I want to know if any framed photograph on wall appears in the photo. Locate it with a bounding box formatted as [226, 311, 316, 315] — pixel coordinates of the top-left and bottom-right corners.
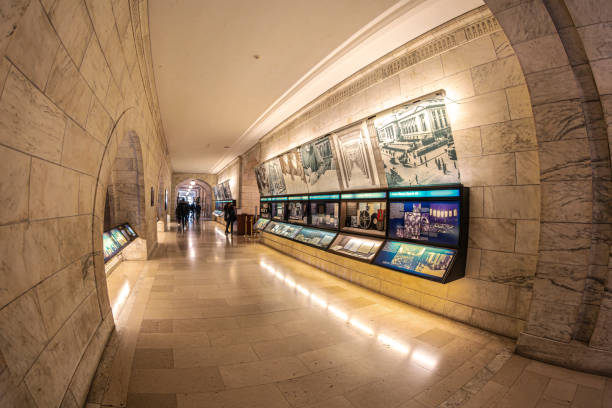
[267, 158, 287, 196]
[299, 135, 341, 193]
[255, 163, 271, 196]
[333, 121, 380, 190]
[370, 95, 459, 187]
[279, 148, 308, 194]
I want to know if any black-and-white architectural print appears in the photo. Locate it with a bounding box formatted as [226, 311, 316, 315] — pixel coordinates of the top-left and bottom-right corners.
[373, 96, 459, 187]
[255, 163, 271, 196]
[267, 158, 287, 195]
[279, 149, 308, 194]
[299, 135, 341, 193]
[335, 122, 380, 190]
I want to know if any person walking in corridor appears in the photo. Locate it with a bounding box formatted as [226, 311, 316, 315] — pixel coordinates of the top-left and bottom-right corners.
[225, 202, 236, 234]
[176, 199, 188, 230]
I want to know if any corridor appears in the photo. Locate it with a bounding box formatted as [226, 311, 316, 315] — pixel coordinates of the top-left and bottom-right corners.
[89, 222, 610, 408]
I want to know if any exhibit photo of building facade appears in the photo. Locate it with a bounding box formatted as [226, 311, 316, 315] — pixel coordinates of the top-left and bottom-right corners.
[0, 0, 610, 407]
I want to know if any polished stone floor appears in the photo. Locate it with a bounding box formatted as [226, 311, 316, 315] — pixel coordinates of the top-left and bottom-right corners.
[88, 221, 611, 408]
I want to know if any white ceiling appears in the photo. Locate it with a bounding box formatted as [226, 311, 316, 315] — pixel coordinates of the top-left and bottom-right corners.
[149, 0, 484, 174]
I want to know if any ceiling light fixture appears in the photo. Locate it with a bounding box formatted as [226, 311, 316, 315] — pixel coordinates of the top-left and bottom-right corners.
[253, 54, 260, 60]
[223, 146, 230, 149]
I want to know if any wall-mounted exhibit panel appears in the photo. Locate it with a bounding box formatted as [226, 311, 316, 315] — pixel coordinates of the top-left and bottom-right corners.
[214, 181, 233, 201]
[264, 221, 302, 240]
[259, 184, 468, 284]
[213, 199, 235, 218]
[294, 226, 337, 249]
[103, 223, 138, 262]
[374, 241, 456, 282]
[329, 233, 384, 262]
[255, 218, 271, 230]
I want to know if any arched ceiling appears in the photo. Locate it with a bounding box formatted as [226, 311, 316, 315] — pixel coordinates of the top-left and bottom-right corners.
[149, 0, 484, 174]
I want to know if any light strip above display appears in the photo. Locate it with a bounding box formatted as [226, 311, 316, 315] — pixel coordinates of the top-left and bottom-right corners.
[341, 192, 386, 200]
[309, 194, 340, 200]
[288, 195, 309, 201]
[389, 189, 460, 199]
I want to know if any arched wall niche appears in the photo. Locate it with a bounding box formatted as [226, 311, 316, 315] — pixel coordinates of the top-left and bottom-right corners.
[482, 0, 612, 375]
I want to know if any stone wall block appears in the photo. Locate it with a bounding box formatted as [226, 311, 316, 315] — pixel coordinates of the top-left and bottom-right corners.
[471, 55, 524, 94]
[441, 35, 497, 76]
[80, 36, 111, 103]
[590, 58, 612, 95]
[24, 219, 63, 282]
[0, 67, 66, 163]
[447, 90, 510, 131]
[398, 55, 444, 92]
[483, 185, 540, 219]
[35, 259, 95, 339]
[468, 218, 516, 252]
[532, 100, 588, 142]
[538, 139, 591, 181]
[0, 290, 48, 380]
[79, 173, 95, 215]
[589, 291, 612, 350]
[46, 45, 92, 126]
[48, 0, 93, 67]
[512, 34, 569, 74]
[480, 250, 537, 287]
[525, 299, 577, 341]
[465, 247, 482, 279]
[57, 214, 92, 265]
[470, 308, 523, 338]
[86, 97, 113, 145]
[453, 127, 482, 158]
[481, 117, 537, 154]
[533, 262, 588, 306]
[5, 0, 60, 89]
[491, 30, 514, 58]
[506, 84, 533, 119]
[495, 0, 557, 44]
[577, 22, 612, 62]
[448, 278, 509, 314]
[592, 180, 612, 224]
[538, 222, 591, 265]
[525, 66, 582, 106]
[565, 0, 612, 27]
[515, 219, 540, 254]
[62, 120, 105, 177]
[540, 180, 592, 223]
[459, 153, 516, 186]
[469, 186, 484, 218]
[0, 145, 30, 225]
[505, 286, 532, 319]
[572, 63, 600, 102]
[29, 158, 79, 220]
[429, 69, 476, 101]
[515, 150, 540, 185]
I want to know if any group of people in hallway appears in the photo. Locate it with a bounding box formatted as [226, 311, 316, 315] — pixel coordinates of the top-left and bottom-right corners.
[175, 199, 201, 230]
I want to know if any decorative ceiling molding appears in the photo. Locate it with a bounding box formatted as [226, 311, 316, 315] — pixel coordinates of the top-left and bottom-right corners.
[210, 0, 485, 173]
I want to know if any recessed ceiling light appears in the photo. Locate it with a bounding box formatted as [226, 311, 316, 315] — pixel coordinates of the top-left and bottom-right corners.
[224, 146, 230, 149]
[253, 54, 261, 60]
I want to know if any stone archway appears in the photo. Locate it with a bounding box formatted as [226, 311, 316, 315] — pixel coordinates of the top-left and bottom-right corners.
[174, 178, 214, 220]
[483, 0, 611, 373]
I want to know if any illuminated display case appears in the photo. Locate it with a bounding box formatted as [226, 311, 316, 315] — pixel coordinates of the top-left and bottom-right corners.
[254, 218, 270, 230]
[309, 194, 340, 230]
[286, 195, 309, 225]
[260, 201, 271, 219]
[294, 227, 337, 249]
[328, 233, 384, 261]
[266, 197, 287, 221]
[374, 241, 456, 281]
[103, 223, 138, 262]
[264, 221, 302, 240]
[340, 191, 387, 237]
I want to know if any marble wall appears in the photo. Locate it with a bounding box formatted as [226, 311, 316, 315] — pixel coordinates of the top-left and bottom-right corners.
[483, 0, 612, 374]
[217, 158, 241, 207]
[0, 0, 171, 406]
[243, 7, 541, 342]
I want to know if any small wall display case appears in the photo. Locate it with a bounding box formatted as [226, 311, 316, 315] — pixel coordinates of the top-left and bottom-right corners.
[103, 223, 138, 262]
[309, 194, 340, 230]
[294, 227, 337, 249]
[213, 199, 235, 217]
[328, 234, 384, 261]
[254, 218, 270, 230]
[340, 191, 387, 237]
[286, 195, 309, 225]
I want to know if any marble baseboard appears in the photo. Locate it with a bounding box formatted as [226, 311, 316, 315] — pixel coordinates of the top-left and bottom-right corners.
[516, 332, 612, 376]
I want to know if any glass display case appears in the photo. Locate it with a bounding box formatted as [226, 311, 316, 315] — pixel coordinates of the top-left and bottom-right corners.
[270, 200, 287, 221]
[294, 227, 337, 249]
[103, 223, 138, 262]
[287, 195, 309, 225]
[255, 218, 270, 230]
[264, 221, 302, 240]
[260, 201, 271, 219]
[309, 194, 340, 230]
[329, 233, 384, 261]
[373, 241, 456, 281]
[340, 192, 386, 237]
[388, 200, 459, 246]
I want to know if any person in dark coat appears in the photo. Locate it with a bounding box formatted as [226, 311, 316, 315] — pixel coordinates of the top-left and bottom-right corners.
[195, 203, 201, 223]
[176, 199, 188, 230]
[225, 202, 236, 234]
